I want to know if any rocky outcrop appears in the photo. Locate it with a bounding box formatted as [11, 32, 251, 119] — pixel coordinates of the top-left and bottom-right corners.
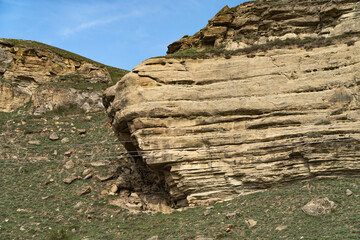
[0, 39, 118, 113]
[104, 32, 360, 206]
[168, 0, 360, 53]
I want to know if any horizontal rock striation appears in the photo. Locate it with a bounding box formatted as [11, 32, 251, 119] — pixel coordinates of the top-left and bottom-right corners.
[0, 39, 114, 113]
[168, 0, 360, 53]
[104, 40, 360, 206]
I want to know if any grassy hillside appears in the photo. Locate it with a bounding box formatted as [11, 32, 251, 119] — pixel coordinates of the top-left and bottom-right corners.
[0, 107, 359, 240]
[0, 38, 129, 84]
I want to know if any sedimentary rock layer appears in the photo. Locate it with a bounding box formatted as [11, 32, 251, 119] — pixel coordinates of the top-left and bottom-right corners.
[168, 0, 360, 53]
[104, 41, 360, 206]
[0, 41, 112, 113]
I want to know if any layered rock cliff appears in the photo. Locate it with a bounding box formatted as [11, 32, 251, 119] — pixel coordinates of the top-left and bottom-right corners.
[168, 0, 360, 54]
[0, 39, 127, 114]
[104, 0, 360, 207]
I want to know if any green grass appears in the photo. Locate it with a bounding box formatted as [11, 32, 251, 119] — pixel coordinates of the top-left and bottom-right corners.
[0, 38, 129, 84]
[0, 109, 359, 239]
[0, 77, 13, 86]
[165, 33, 360, 60]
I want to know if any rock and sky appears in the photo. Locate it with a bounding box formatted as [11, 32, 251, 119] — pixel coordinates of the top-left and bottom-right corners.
[0, 0, 245, 70]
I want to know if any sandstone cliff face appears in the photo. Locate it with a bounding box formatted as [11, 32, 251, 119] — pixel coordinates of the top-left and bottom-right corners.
[168, 0, 360, 53]
[104, 0, 360, 207]
[104, 41, 360, 206]
[0, 39, 114, 113]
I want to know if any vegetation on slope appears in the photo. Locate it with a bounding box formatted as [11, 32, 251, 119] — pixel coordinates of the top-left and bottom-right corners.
[165, 33, 360, 60]
[0, 38, 129, 84]
[0, 108, 359, 240]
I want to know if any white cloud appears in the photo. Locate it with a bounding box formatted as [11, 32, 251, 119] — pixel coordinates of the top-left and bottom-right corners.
[60, 8, 144, 37]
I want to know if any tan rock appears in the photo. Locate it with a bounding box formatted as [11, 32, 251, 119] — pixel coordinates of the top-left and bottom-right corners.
[275, 225, 288, 231]
[64, 151, 72, 157]
[77, 129, 86, 135]
[49, 132, 59, 141]
[101, 190, 109, 195]
[63, 175, 78, 184]
[147, 236, 159, 240]
[110, 185, 118, 193]
[90, 160, 111, 167]
[302, 198, 337, 216]
[0, 39, 116, 113]
[84, 173, 93, 179]
[82, 168, 92, 176]
[61, 137, 70, 143]
[245, 219, 257, 229]
[345, 189, 353, 196]
[96, 174, 115, 182]
[105, 41, 360, 206]
[64, 160, 74, 169]
[166, 0, 360, 53]
[77, 186, 91, 196]
[28, 140, 40, 145]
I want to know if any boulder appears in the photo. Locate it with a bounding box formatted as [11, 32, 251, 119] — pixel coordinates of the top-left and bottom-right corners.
[302, 198, 337, 216]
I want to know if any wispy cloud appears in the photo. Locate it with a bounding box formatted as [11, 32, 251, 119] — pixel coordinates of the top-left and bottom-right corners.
[60, 9, 144, 37]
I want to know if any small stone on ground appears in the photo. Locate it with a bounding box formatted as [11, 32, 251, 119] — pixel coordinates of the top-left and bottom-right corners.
[275, 225, 288, 231]
[346, 189, 353, 196]
[49, 132, 60, 141]
[147, 236, 159, 240]
[64, 160, 75, 169]
[245, 219, 257, 229]
[77, 186, 91, 196]
[63, 175, 78, 184]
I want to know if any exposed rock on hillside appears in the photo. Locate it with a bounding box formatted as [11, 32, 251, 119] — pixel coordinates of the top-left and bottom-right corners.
[168, 0, 360, 53]
[0, 39, 126, 113]
[104, 0, 360, 207]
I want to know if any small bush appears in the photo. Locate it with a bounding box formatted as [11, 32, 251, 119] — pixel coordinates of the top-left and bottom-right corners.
[346, 40, 356, 46]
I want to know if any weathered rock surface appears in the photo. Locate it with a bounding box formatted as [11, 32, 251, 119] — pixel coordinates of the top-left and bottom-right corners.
[0, 39, 117, 113]
[302, 197, 337, 216]
[168, 0, 360, 53]
[104, 39, 360, 206]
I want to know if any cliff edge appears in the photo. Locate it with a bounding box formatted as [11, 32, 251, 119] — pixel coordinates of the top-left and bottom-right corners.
[104, 0, 360, 208]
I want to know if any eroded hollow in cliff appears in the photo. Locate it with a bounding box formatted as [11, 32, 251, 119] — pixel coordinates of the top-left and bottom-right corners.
[109, 118, 178, 211]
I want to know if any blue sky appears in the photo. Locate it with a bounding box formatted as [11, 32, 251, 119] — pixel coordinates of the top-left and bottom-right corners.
[0, 0, 246, 70]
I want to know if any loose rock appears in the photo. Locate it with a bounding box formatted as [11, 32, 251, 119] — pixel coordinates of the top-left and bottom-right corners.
[90, 160, 111, 167]
[84, 173, 93, 179]
[64, 160, 75, 169]
[82, 168, 92, 176]
[203, 209, 211, 216]
[64, 151, 72, 157]
[76, 186, 91, 196]
[346, 189, 353, 196]
[147, 236, 159, 240]
[77, 129, 86, 135]
[44, 178, 54, 185]
[61, 137, 70, 143]
[225, 212, 240, 219]
[101, 190, 109, 195]
[110, 185, 118, 194]
[28, 140, 41, 145]
[49, 132, 59, 141]
[63, 175, 78, 184]
[275, 225, 288, 231]
[245, 219, 257, 229]
[302, 197, 337, 216]
[96, 174, 115, 182]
